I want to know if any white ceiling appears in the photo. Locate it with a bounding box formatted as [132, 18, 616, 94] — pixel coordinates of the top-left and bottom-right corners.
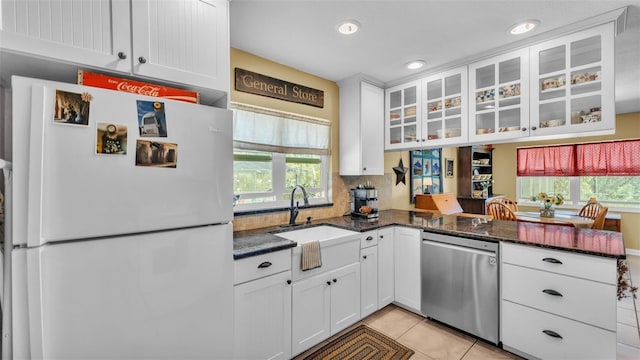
[230, 0, 640, 114]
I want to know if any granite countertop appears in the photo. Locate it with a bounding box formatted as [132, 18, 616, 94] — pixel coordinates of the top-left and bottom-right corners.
[233, 209, 625, 260]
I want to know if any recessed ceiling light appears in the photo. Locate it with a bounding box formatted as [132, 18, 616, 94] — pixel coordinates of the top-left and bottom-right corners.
[405, 60, 426, 70]
[337, 20, 360, 35]
[508, 20, 540, 35]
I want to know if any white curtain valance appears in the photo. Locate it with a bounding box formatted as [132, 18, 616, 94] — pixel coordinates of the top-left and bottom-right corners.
[231, 103, 331, 155]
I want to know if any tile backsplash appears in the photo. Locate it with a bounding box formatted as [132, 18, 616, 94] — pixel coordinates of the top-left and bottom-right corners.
[233, 172, 392, 231]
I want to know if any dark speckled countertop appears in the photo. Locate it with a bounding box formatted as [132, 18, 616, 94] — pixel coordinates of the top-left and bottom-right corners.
[233, 209, 625, 259]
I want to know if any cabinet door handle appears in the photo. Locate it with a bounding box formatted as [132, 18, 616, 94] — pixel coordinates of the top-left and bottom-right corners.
[366, 236, 374, 241]
[326, 281, 331, 286]
[286, 280, 292, 285]
[363, 167, 367, 171]
[138, 56, 147, 64]
[531, 126, 537, 131]
[542, 257, 563, 264]
[117, 52, 127, 60]
[521, 127, 527, 132]
[363, 255, 367, 260]
[542, 330, 563, 339]
[379, 235, 384, 239]
[333, 278, 337, 283]
[542, 289, 563, 297]
[257, 261, 272, 268]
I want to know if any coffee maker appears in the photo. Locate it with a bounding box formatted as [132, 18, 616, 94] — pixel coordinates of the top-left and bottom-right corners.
[350, 186, 379, 219]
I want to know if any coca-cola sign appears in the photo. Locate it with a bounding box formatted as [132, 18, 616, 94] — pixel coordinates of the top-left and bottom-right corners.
[78, 70, 199, 104]
[115, 82, 161, 97]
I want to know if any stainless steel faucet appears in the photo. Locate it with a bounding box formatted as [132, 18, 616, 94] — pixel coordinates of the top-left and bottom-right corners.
[289, 185, 309, 225]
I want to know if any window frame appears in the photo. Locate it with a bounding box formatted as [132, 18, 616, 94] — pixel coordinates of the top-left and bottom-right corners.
[233, 150, 331, 213]
[516, 175, 640, 213]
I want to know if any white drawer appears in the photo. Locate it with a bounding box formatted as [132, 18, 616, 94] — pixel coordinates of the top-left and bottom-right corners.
[502, 300, 616, 360]
[360, 230, 378, 249]
[501, 243, 616, 284]
[502, 263, 616, 330]
[234, 249, 291, 285]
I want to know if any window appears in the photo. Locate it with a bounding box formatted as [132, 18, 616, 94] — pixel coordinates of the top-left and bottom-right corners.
[517, 140, 640, 210]
[231, 103, 331, 211]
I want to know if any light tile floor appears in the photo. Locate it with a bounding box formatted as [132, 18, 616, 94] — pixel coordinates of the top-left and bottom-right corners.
[296, 255, 640, 360]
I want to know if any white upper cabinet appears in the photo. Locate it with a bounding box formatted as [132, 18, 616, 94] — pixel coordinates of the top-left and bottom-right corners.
[339, 77, 384, 175]
[385, 80, 421, 150]
[0, 0, 229, 93]
[130, 0, 229, 92]
[529, 23, 614, 137]
[468, 48, 530, 143]
[421, 66, 468, 146]
[0, 0, 131, 72]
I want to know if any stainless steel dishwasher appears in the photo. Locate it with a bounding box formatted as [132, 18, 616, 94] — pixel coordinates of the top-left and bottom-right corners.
[421, 231, 499, 345]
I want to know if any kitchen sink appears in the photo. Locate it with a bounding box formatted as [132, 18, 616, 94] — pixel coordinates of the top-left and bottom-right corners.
[274, 225, 357, 245]
[274, 225, 360, 281]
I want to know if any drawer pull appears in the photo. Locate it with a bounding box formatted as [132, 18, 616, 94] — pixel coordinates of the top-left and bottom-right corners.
[542, 257, 563, 264]
[542, 289, 563, 297]
[366, 236, 374, 241]
[326, 281, 331, 286]
[257, 261, 272, 269]
[542, 330, 563, 339]
[286, 280, 292, 285]
[380, 235, 384, 239]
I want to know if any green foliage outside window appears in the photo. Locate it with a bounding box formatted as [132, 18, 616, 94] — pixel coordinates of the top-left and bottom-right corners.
[519, 176, 640, 208]
[234, 152, 273, 194]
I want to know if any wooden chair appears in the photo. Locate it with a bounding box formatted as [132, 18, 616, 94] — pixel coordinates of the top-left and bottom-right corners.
[490, 196, 519, 212]
[578, 200, 608, 230]
[486, 201, 517, 221]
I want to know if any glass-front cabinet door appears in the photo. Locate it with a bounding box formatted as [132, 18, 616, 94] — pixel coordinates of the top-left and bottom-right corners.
[385, 80, 421, 150]
[530, 22, 614, 136]
[468, 48, 529, 143]
[421, 66, 468, 146]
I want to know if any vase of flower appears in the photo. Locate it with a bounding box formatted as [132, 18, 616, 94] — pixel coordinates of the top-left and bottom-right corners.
[540, 203, 555, 218]
[532, 192, 564, 218]
[480, 180, 492, 199]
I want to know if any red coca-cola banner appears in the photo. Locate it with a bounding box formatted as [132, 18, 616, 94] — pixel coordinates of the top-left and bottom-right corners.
[77, 70, 200, 104]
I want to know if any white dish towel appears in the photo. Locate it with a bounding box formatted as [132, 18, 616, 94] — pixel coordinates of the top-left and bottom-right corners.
[301, 240, 322, 271]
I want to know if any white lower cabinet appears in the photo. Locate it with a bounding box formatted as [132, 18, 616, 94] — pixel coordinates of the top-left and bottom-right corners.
[393, 227, 421, 311]
[233, 250, 292, 360]
[377, 227, 395, 308]
[234, 271, 292, 360]
[500, 242, 617, 359]
[292, 262, 361, 356]
[360, 245, 378, 318]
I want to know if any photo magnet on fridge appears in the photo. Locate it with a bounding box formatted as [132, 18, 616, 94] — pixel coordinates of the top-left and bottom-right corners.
[96, 123, 127, 155]
[136, 100, 167, 137]
[135, 140, 177, 168]
[53, 90, 91, 125]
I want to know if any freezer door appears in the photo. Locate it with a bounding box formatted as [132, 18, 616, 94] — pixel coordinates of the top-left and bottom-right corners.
[11, 224, 233, 360]
[12, 76, 232, 246]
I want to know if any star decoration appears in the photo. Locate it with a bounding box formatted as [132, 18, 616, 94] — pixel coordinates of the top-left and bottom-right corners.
[393, 158, 408, 185]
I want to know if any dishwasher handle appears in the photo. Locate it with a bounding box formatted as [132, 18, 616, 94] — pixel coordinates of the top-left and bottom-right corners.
[423, 239, 497, 258]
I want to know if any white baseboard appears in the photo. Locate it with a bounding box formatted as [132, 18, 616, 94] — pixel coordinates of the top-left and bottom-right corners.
[626, 249, 640, 257]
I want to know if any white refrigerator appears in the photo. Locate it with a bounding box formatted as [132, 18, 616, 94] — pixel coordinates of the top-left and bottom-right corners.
[3, 76, 234, 359]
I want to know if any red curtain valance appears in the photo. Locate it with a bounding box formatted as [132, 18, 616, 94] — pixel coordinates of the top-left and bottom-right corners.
[576, 139, 640, 176]
[517, 145, 576, 176]
[518, 139, 640, 177]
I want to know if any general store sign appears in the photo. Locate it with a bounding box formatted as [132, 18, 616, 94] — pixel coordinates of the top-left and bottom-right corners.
[234, 68, 324, 108]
